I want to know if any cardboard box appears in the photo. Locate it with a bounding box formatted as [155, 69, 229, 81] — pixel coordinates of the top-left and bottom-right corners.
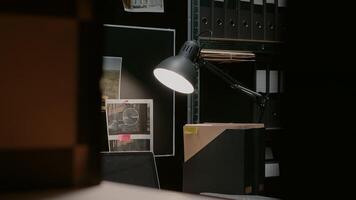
[183, 123, 265, 195]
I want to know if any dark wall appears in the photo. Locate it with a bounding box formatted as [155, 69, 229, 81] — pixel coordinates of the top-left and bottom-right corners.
[101, 0, 188, 191]
[199, 62, 256, 123]
[283, 1, 355, 199]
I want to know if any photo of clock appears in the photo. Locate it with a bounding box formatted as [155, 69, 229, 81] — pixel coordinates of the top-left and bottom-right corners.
[123, 107, 139, 126]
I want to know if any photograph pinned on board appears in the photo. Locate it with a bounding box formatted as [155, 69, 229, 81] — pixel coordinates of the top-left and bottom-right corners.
[122, 0, 164, 13]
[105, 99, 153, 152]
[100, 56, 122, 111]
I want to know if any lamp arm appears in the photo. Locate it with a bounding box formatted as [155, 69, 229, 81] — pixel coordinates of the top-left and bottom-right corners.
[199, 59, 264, 100]
[198, 59, 268, 123]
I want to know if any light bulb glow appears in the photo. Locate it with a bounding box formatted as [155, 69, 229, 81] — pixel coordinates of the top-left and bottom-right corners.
[153, 68, 194, 94]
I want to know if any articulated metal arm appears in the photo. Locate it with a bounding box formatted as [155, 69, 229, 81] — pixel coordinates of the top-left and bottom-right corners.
[198, 58, 268, 122]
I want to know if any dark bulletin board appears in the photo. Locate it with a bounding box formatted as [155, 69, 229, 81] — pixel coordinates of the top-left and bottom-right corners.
[103, 24, 175, 156]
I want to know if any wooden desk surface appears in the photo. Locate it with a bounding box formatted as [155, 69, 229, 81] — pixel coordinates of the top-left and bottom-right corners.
[0, 181, 221, 200]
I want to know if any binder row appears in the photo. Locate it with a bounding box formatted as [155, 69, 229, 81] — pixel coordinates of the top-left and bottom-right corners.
[199, 0, 287, 41]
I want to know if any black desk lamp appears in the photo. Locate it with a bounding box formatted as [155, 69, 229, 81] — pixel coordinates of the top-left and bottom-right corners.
[153, 40, 268, 122]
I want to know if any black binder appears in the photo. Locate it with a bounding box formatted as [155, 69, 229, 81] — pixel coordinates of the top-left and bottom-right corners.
[239, 0, 252, 39]
[224, 0, 238, 39]
[265, 0, 276, 41]
[212, 0, 225, 38]
[101, 152, 160, 189]
[200, 0, 213, 37]
[262, 68, 282, 128]
[276, 0, 287, 41]
[252, 0, 264, 40]
[251, 128, 266, 194]
[265, 93, 282, 128]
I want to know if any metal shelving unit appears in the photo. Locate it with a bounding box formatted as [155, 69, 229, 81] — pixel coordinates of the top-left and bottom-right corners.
[187, 1, 286, 197]
[187, 0, 285, 124]
[187, 0, 201, 123]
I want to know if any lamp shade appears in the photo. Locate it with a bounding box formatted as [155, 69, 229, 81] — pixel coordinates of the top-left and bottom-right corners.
[153, 40, 200, 94]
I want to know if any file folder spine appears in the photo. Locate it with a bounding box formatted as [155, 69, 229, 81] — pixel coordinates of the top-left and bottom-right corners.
[212, 0, 225, 38]
[252, 0, 264, 40]
[265, 0, 276, 41]
[224, 0, 238, 39]
[276, 0, 287, 41]
[238, 0, 252, 39]
[200, 0, 213, 37]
